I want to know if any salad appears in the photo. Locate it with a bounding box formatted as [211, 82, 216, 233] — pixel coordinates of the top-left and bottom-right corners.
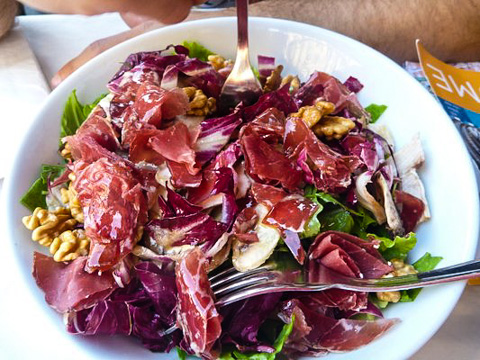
[20, 42, 442, 359]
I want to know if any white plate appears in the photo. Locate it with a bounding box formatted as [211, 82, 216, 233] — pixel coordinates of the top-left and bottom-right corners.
[1, 17, 478, 360]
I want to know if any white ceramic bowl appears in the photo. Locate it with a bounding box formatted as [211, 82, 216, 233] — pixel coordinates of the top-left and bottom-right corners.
[1, 17, 478, 360]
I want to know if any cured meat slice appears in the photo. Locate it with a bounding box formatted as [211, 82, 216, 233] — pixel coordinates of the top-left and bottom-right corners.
[175, 248, 222, 359]
[33, 253, 116, 313]
[279, 299, 398, 355]
[65, 114, 120, 163]
[242, 132, 303, 190]
[263, 194, 319, 233]
[133, 83, 189, 127]
[72, 159, 147, 271]
[284, 117, 361, 193]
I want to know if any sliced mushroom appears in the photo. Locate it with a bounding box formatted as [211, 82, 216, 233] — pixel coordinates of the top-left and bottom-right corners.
[394, 134, 425, 176]
[400, 169, 431, 222]
[232, 204, 281, 272]
[376, 173, 404, 235]
[355, 171, 386, 224]
[394, 134, 430, 222]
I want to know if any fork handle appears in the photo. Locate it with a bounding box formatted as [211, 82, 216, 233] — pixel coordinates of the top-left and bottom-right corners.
[416, 259, 480, 284]
[236, 0, 249, 51]
[330, 259, 480, 292]
[215, 260, 480, 306]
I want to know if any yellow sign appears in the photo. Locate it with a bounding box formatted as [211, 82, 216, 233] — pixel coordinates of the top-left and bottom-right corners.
[417, 41, 480, 126]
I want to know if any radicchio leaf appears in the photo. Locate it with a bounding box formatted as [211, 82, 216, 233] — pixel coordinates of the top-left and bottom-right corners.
[195, 112, 242, 165]
[221, 293, 282, 353]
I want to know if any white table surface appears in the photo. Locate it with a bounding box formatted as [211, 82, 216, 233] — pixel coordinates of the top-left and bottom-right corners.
[0, 12, 479, 360]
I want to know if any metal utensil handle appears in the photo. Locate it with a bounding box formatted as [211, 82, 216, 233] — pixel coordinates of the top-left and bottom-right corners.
[417, 259, 480, 284]
[236, 0, 249, 51]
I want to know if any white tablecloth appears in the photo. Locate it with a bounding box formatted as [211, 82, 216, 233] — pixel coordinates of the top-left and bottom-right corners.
[0, 12, 479, 360]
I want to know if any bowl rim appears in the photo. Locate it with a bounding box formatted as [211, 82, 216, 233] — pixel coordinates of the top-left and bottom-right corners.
[1, 16, 479, 360]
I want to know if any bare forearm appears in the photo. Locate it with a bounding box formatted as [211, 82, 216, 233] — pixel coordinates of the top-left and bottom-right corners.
[204, 0, 480, 62]
[247, 0, 480, 62]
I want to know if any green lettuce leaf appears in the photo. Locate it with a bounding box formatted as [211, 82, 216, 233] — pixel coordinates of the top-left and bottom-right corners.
[365, 103, 388, 123]
[304, 185, 377, 238]
[412, 252, 443, 272]
[220, 317, 294, 360]
[176, 347, 188, 360]
[20, 164, 66, 211]
[319, 208, 354, 233]
[182, 41, 214, 61]
[300, 199, 323, 238]
[400, 252, 443, 302]
[372, 232, 417, 261]
[60, 90, 105, 139]
[351, 206, 377, 239]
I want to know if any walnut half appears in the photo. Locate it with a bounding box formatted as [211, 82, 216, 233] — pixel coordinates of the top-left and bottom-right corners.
[312, 115, 356, 140]
[22, 207, 77, 246]
[183, 87, 216, 116]
[290, 101, 336, 128]
[280, 74, 300, 92]
[50, 229, 90, 262]
[208, 54, 232, 71]
[263, 65, 284, 93]
[60, 183, 84, 223]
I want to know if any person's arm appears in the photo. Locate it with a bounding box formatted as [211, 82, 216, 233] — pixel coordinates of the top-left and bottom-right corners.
[0, 0, 18, 39]
[246, 0, 480, 62]
[19, 0, 206, 24]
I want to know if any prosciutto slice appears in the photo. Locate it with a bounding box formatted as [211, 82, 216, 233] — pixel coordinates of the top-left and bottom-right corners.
[133, 83, 189, 127]
[241, 132, 303, 190]
[306, 231, 392, 312]
[167, 161, 203, 188]
[72, 158, 147, 272]
[175, 248, 222, 359]
[149, 122, 198, 172]
[394, 190, 426, 233]
[65, 113, 120, 163]
[33, 253, 116, 313]
[263, 194, 319, 233]
[251, 183, 287, 209]
[232, 207, 259, 243]
[243, 107, 286, 145]
[308, 231, 392, 280]
[279, 298, 398, 355]
[294, 71, 368, 119]
[129, 122, 199, 176]
[284, 117, 361, 194]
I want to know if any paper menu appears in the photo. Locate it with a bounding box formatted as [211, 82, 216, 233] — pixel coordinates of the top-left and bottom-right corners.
[416, 41, 480, 126]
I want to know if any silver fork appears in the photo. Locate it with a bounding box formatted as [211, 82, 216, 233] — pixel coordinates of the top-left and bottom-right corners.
[212, 259, 480, 306]
[218, 0, 262, 112]
[162, 259, 480, 335]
